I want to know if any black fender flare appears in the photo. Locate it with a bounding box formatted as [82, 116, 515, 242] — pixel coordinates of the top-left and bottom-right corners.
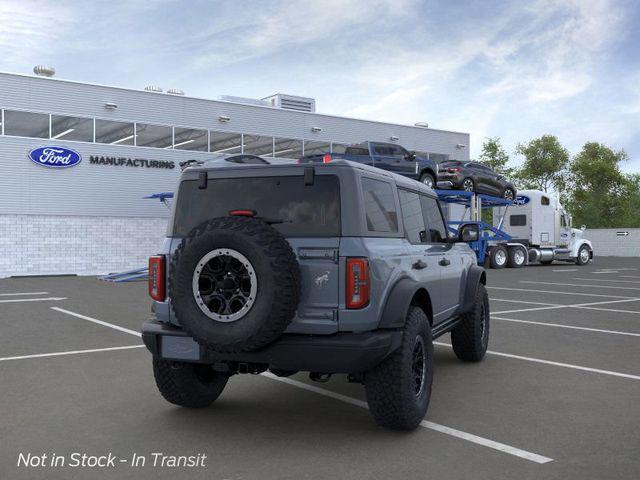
[460, 265, 486, 314]
[378, 278, 428, 329]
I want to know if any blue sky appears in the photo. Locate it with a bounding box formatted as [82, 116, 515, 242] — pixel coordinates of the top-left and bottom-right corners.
[1, 0, 639, 171]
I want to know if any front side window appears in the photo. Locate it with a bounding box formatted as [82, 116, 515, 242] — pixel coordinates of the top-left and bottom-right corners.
[95, 119, 134, 145]
[4, 110, 49, 138]
[173, 175, 340, 237]
[399, 189, 426, 243]
[420, 195, 448, 242]
[362, 178, 398, 233]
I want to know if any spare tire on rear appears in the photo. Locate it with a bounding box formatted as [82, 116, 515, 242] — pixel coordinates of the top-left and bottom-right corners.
[169, 216, 301, 353]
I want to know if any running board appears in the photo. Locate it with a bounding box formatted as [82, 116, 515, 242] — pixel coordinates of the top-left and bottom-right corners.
[432, 316, 462, 339]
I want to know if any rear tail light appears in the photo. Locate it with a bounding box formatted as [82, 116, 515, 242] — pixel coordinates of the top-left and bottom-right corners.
[322, 153, 332, 163]
[346, 258, 370, 309]
[448, 167, 461, 173]
[149, 255, 166, 301]
[229, 209, 256, 217]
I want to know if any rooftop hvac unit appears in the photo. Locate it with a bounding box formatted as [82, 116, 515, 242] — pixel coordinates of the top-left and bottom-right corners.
[144, 85, 163, 93]
[33, 65, 55, 77]
[167, 88, 185, 96]
[262, 94, 316, 113]
[219, 95, 270, 107]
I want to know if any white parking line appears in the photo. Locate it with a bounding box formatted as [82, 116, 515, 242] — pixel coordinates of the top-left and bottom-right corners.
[492, 297, 640, 315]
[573, 278, 640, 284]
[0, 345, 145, 362]
[489, 286, 637, 299]
[520, 281, 640, 291]
[434, 342, 640, 381]
[493, 316, 640, 337]
[0, 292, 49, 296]
[261, 372, 553, 464]
[492, 305, 567, 315]
[621, 275, 640, 279]
[51, 307, 142, 337]
[552, 269, 578, 272]
[0, 297, 67, 304]
[492, 298, 563, 306]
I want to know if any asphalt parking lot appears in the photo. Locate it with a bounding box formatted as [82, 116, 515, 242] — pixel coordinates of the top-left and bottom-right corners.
[1, 257, 639, 480]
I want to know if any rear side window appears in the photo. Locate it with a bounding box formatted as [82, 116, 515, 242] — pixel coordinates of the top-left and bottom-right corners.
[173, 175, 340, 237]
[399, 189, 426, 244]
[420, 196, 448, 243]
[510, 214, 527, 226]
[345, 146, 370, 156]
[541, 196, 550, 206]
[362, 178, 398, 233]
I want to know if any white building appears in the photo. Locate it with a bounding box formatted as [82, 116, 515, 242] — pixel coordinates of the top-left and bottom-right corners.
[0, 70, 470, 277]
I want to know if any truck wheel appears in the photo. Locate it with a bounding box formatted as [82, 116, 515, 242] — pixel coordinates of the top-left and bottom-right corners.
[451, 284, 489, 362]
[364, 307, 433, 430]
[489, 245, 507, 269]
[170, 216, 301, 353]
[507, 246, 526, 268]
[576, 245, 591, 265]
[419, 173, 435, 189]
[153, 358, 229, 408]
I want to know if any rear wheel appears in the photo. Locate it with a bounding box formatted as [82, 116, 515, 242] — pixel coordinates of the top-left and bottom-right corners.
[364, 307, 433, 430]
[502, 188, 515, 201]
[419, 172, 435, 189]
[451, 284, 489, 362]
[507, 246, 526, 268]
[462, 178, 475, 192]
[489, 245, 508, 269]
[153, 359, 229, 408]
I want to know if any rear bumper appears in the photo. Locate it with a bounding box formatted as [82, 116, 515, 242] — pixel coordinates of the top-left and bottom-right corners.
[141, 320, 402, 373]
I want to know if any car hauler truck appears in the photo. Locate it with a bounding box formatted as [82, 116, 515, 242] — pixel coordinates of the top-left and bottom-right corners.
[439, 189, 593, 268]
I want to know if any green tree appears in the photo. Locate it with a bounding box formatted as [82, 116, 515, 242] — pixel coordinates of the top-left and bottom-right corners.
[566, 142, 633, 228]
[478, 137, 514, 177]
[515, 135, 569, 192]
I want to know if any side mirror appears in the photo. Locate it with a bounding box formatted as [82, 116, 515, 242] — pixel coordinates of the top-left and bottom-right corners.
[404, 151, 416, 161]
[458, 223, 480, 242]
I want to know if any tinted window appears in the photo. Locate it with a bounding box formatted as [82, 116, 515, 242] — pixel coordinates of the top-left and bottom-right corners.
[362, 178, 398, 233]
[51, 115, 93, 142]
[273, 138, 303, 158]
[136, 123, 172, 148]
[510, 214, 527, 226]
[4, 110, 49, 138]
[243, 135, 273, 156]
[95, 119, 134, 145]
[211, 131, 242, 154]
[345, 146, 370, 156]
[304, 140, 331, 156]
[174, 127, 208, 151]
[541, 196, 550, 206]
[399, 190, 426, 243]
[420, 195, 448, 242]
[173, 176, 340, 237]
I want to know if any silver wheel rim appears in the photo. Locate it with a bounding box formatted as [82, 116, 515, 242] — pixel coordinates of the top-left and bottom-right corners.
[580, 248, 589, 263]
[192, 248, 257, 322]
[514, 249, 525, 265]
[463, 179, 474, 191]
[504, 189, 514, 200]
[422, 176, 434, 188]
[412, 337, 427, 397]
[495, 249, 507, 265]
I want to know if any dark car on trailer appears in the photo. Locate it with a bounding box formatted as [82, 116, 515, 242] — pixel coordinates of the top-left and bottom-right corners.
[437, 160, 517, 199]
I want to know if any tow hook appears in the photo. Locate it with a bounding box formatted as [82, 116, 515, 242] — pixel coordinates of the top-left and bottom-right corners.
[309, 372, 331, 383]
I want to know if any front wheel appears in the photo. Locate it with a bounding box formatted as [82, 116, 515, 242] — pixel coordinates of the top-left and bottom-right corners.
[576, 245, 591, 265]
[153, 359, 229, 408]
[451, 284, 489, 362]
[419, 172, 435, 189]
[364, 307, 433, 430]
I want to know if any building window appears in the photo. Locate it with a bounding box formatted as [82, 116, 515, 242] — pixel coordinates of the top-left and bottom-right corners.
[173, 127, 208, 151]
[95, 119, 135, 145]
[210, 131, 242, 154]
[135, 123, 172, 149]
[331, 143, 348, 154]
[428, 153, 450, 163]
[273, 137, 303, 158]
[303, 140, 331, 156]
[243, 135, 274, 156]
[361, 177, 398, 233]
[51, 115, 93, 142]
[3, 110, 49, 138]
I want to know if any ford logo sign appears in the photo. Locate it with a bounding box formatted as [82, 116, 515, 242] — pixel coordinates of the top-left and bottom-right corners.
[514, 195, 530, 206]
[28, 146, 82, 168]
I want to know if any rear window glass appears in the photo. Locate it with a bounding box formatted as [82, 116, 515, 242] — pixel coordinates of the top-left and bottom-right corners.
[362, 178, 398, 233]
[173, 175, 340, 237]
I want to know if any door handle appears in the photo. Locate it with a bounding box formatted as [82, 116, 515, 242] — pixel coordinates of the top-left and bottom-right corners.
[412, 260, 427, 270]
[439, 258, 451, 267]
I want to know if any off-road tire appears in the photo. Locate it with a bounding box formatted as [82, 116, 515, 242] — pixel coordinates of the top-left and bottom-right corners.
[576, 245, 591, 266]
[364, 307, 433, 431]
[451, 284, 489, 362]
[153, 358, 229, 408]
[419, 172, 435, 189]
[507, 246, 526, 268]
[170, 216, 301, 353]
[489, 245, 508, 269]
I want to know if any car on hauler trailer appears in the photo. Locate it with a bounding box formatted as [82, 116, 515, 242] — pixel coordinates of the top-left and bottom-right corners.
[142, 158, 489, 430]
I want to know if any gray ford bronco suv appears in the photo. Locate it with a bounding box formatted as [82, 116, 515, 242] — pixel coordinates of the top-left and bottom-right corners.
[142, 159, 489, 430]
